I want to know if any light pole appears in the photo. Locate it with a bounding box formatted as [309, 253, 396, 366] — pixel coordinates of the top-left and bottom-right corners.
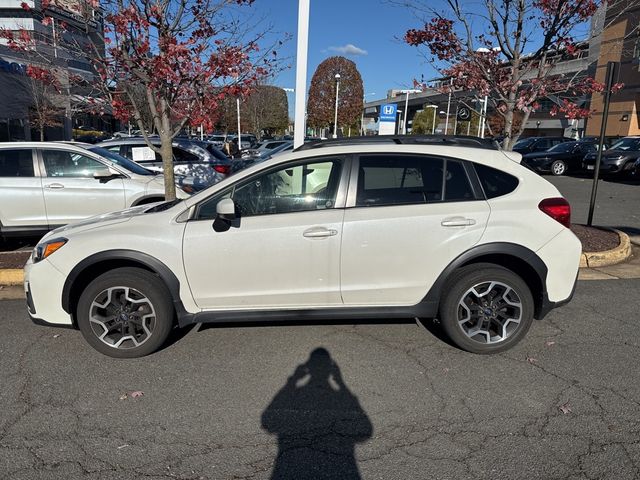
[402, 91, 410, 134]
[426, 104, 438, 135]
[293, 0, 310, 149]
[236, 97, 241, 151]
[333, 73, 341, 139]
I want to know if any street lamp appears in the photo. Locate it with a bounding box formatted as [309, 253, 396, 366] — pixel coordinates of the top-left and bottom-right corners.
[333, 73, 341, 139]
[426, 104, 438, 135]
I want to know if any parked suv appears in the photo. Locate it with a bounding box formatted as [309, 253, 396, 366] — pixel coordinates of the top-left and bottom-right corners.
[24, 136, 581, 358]
[97, 137, 228, 188]
[512, 136, 572, 155]
[583, 136, 640, 178]
[0, 142, 189, 239]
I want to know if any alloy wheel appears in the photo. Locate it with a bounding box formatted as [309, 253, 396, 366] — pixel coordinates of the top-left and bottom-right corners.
[89, 286, 156, 349]
[457, 281, 523, 344]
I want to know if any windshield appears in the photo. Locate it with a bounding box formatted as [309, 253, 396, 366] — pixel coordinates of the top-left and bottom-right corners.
[88, 146, 154, 176]
[609, 138, 640, 151]
[514, 138, 535, 148]
[548, 142, 577, 153]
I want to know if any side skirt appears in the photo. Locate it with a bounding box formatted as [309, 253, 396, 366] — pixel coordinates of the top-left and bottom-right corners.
[175, 301, 439, 328]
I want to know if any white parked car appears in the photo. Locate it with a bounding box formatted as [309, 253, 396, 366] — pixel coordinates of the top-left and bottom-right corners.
[0, 142, 189, 239]
[24, 136, 582, 358]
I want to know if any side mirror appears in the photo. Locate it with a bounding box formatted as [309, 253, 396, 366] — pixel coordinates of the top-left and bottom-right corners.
[216, 197, 236, 221]
[93, 168, 120, 183]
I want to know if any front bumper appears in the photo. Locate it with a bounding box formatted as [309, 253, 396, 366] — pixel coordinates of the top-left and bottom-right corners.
[24, 258, 74, 327]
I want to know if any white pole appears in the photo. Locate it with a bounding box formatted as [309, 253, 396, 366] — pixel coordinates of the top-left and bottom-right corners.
[431, 108, 436, 135]
[294, 0, 310, 149]
[236, 97, 241, 150]
[52, 18, 58, 58]
[453, 105, 458, 135]
[479, 95, 488, 139]
[402, 91, 410, 134]
[200, 123, 204, 141]
[333, 74, 340, 138]
[444, 78, 453, 134]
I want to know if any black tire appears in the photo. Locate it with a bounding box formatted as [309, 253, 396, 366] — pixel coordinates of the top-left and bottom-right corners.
[550, 160, 567, 176]
[438, 263, 534, 354]
[76, 267, 174, 358]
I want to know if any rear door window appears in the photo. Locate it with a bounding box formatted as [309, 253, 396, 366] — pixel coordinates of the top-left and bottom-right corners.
[356, 155, 475, 207]
[474, 163, 519, 199]
[0, 149, 35, 177]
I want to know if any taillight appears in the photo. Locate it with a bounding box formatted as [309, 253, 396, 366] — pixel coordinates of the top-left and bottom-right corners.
[538, 197, 571, 228]
[213, 164, 231, 175]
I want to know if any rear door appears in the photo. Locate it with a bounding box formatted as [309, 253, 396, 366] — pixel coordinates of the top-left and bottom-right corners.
[340, 153, 490, 306]
[39, 148, 126, 226]
[0, 148, 47, 229]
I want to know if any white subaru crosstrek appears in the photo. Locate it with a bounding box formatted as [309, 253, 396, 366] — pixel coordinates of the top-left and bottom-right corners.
[24, 136, 582, 358]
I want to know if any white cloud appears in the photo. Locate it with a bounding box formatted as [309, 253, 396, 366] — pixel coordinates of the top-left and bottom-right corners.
[327, 44, 368, 56]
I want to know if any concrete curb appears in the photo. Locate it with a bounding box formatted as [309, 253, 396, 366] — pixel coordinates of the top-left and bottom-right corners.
[0, 269, 23, 286]
[578, 229, 632, 268]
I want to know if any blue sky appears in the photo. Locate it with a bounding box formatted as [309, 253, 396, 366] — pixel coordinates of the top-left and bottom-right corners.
[251, 0, 440, 114]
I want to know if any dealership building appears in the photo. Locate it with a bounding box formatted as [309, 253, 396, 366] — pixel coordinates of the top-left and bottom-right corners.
[0, 0, 109, 141]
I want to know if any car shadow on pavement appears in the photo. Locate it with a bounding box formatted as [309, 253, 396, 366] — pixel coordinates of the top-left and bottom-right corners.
[261, 348, 373, 480]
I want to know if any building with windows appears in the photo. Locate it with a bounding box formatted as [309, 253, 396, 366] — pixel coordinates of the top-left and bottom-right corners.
[0, 0, 109, 141]
[585, 0, 640, 137]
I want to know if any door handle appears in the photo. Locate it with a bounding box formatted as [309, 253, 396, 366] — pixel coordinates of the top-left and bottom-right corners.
[44, 183, 65, 189]
[441, 217, 476, 227]
[303, 227, 338, 238]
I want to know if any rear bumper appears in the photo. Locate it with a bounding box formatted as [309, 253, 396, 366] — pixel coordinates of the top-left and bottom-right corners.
[537, 271, 578, 319]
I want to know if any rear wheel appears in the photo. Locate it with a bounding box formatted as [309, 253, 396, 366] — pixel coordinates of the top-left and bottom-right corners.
[550, 160, 567, 176]
[77, 268, 174, 358]
[439, 263, 534, 354]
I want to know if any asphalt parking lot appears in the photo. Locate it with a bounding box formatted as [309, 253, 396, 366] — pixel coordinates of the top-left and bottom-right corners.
[1, 172, 639, 479]
[1, 277, 640, 480]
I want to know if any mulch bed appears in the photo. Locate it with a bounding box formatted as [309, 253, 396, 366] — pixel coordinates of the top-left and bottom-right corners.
[0, 251, 32, 269]
[571, 224, 620, 252]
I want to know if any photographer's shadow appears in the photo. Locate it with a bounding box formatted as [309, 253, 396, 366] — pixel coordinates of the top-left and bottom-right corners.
[261, 348, 373, 480]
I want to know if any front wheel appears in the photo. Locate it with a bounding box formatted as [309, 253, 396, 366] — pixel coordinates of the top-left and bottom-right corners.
[550, 160, 567, 176]
[77, 267, 174, 358]
[438, 263, 534, 354]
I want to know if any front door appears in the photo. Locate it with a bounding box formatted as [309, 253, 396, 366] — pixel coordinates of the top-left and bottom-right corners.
[39, 148, 126, 226]
[340, 153, 490, 306]
[183, 157, 347, 310]
[0, 148, 46, 228]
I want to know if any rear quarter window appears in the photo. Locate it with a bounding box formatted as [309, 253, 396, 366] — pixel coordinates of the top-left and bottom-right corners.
[474, 163, 519, 199]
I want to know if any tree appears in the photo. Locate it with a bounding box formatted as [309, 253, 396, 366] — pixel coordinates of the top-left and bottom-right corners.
[401, 0, 625, 150]
[410, 107, 437, 134]
[3, 0, 280, 200]
[242, 85, 289, 137]
[307, 56, 364, 133]
[25, 66, 65, 141]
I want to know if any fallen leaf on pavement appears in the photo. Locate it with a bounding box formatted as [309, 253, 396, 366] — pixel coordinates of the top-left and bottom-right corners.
[527, 357, 537, 364]
[545, 341, 556, 347]
[119, 393, 128, 401]
[559, 402, 572, 414]
[117, 444, 129, 449]
[130, 391, 144, 398]
[53, 334, 61, 339]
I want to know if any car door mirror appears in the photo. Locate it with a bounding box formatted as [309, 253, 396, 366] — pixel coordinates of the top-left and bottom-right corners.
[213, 197, 237, 232]
[93, 168, 121, 183]
[216, 197, 236, 220]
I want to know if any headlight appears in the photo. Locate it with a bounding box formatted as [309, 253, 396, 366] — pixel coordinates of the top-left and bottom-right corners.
[32, 238, 68, 263]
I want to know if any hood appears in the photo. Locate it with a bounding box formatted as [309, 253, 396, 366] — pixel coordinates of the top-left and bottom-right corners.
[585, 149, 633, 160]
[41, 205, 154, 241]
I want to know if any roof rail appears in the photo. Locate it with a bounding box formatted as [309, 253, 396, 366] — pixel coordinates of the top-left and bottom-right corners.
[294, 135, 500, 152]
